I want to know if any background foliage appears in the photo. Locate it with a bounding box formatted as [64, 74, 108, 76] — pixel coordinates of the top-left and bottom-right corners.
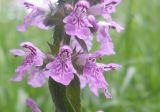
[0, 0, 160, 112]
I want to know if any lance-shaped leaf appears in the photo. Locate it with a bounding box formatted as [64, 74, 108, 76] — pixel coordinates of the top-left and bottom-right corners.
[49, 75, 80, 112]
[75, 37, 88, 53]
[66, 75, 80, 112]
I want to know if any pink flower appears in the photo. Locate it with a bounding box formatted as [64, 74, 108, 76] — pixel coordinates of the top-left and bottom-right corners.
[63, 0, 92, 40]
[82, 56, 121, 99]
[45, 46, 76, 85]
[89, 0, 121, 20]
[94, 21, 123, 57]
[17, 0, 58, 32]
[10, 42, 47, 87]
[96, 21, 115, 56]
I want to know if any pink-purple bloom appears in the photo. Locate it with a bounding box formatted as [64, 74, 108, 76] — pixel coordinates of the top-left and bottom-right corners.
[82, 56, 121, 99]
[101, 0, 121, 20]
[17, 0, 58, 32]
[10, 42, 46, 87]
[96, 21, 115, 56]
[63, 0, 92, 40]
[45, 46, 76, 85]
[89, 0, 121, 20]
[95, 21, 123, 56]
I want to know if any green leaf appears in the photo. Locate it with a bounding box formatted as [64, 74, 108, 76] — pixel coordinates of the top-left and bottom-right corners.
[75, 37, 88, 53]
[48, 75, 81, 112]
[66, 75, 81, 112]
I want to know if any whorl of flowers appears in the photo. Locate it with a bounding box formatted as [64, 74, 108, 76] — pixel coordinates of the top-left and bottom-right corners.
[11, 0, 123, 111]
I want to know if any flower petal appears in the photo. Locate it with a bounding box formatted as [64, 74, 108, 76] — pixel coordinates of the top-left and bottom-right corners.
[10, 49, 25, 56]
[104, 63, 122, 71]
[79, 75, 88, 89]
[96, 21, 115, 56]
[21, 42, 45, 66]
[46, 69, 74, 86]
[17, 24, 27, 32]
[76, 27, 91, 40]
[28, 69, 46, 87]
[12, 65, 31, 81]
[110, 21, 124, 32]
[17, 4, 48, 32]
[63, 15, 72, 23]
[64, 24, 76, 36]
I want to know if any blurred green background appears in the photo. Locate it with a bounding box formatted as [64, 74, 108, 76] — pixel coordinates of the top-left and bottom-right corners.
[0, 0, 160, 112]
